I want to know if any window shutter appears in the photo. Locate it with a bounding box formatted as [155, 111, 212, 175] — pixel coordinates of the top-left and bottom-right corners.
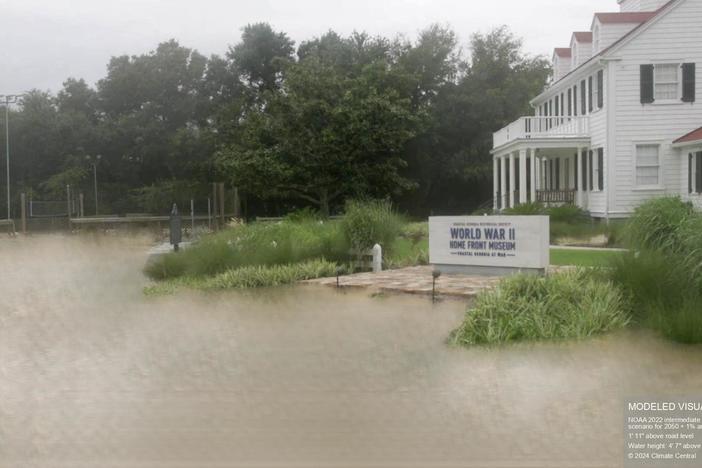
[640, 64, 655, 104]
[588, 151, 594, 191]
[687, 153, 695, 193]
[697, 152, 702, 194]
[555, 95, 559, 117]
[574, 85, 578, 116]
[581, 80, 586, 114]
[574, 152, 579, 190]
[556, 158, 561, 189]
[581, 150, 587, 190]
[568, 89, 572, 116]
[597, 148, 604, 191]
[682, 63, 695, 103]
[588, 76, 594, 112]
[597, 70, 604, 109]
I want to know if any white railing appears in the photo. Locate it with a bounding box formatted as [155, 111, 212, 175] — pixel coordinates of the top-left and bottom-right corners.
[493, 116, 590, 149]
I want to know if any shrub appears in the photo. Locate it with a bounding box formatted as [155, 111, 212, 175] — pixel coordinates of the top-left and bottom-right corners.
[547, 205, 590, 224]
[341, 199, 404, 253]
[503, 202, 545, 215]
[144, 220, 349, 280]
[625, 196, 694, 252]
[448, 270, 629, 346]
[144, 259, 338, 295]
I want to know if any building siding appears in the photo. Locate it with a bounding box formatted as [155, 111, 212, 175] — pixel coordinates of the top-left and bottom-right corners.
[620, 0, 641, 12]
[610, 0, 702, 215]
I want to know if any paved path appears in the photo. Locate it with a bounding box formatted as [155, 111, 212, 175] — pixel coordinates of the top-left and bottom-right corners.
[306, 265, 501, 299]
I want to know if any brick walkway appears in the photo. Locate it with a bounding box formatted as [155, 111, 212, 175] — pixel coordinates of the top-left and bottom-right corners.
[305, 266, 501, 299]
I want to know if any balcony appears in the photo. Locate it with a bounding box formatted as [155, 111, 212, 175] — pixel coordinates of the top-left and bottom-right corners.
[493, 116, 590, 150]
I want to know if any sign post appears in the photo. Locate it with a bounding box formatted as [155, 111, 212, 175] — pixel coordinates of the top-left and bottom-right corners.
[429, 216, 549, 276]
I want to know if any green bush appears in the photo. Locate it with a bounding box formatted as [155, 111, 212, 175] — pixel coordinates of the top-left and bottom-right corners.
[341, 199, 404, 253]
[547, 205, 590, 224]
[144, 259, 338, 296]
[448, 270, 629, 346]
[144, 220, 349, 280]
[625, 196, 694, 252]
[503, 202, 545, 215]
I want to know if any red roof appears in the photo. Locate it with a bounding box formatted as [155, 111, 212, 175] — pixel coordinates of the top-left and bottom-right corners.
[594, 12, 658, 24]
[674, 127, 702, 144]
[554, 47, 572, 57]
[573, 31, 593, 43]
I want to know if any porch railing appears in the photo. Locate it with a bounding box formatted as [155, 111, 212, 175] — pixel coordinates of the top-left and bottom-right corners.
[493, 116, 589, 149]
[536, 190, 576, 204]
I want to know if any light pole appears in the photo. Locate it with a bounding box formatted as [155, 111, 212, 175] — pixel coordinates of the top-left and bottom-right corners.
[1, 94, 24, 220]
[86, 154, 102, 216]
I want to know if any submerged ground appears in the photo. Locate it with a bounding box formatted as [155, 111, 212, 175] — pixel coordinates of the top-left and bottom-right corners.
[1, 235, 701, 467]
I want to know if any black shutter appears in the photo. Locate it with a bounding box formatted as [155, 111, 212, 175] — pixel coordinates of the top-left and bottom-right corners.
[568, 89, 572, 116]
[526, 157, 531, 195]
[640, 64, 655, 104]
[581, 80, 587, 114]
[682, 63, 696, 103]
[556, 158, 561, 189]
[555, 95, 559, 117]
[697, 152, 702, 194]
[597, 148, 604, 191]
[574, 152, 579, 190]
[588, 76, 594, 112]
[588, 151, 594, 191]
[581, 150, 587, 191]
[689, 153, 694, 194]
[574, 85, 578, 116]
[597, 70, 604, 109]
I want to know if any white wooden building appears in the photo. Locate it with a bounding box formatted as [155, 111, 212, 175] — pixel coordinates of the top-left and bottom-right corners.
[492, 0, 702, 218]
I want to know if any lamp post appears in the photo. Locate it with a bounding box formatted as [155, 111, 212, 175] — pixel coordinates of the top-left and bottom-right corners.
[1, 94, 24, 220]
[85, 154, 102, 215]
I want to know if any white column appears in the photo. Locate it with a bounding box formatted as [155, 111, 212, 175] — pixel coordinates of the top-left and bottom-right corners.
[493, 157, 499, 211]
[508, 152, 516, 208]
[586, 148, 591, 193]
[576, 147, 583, 207]
[518, 148, 527, 204]
[500, 154, 507, 210]
[530, 149, 537, 203]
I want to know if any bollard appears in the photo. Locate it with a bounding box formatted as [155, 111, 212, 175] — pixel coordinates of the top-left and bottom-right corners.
[432, 270, 441, 303]
[169, 204, 182, 252]
[372, 244, 382, 273]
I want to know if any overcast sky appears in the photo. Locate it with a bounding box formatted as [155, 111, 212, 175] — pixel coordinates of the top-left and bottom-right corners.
[0, 0, 616, 93]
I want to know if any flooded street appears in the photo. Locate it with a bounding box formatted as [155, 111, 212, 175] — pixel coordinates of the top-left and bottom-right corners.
[1, 235, 701, 467]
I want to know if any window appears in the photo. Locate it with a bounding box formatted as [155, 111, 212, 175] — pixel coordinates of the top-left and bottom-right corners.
[636, 144, 661, 187]
[654, 64, 679, 101]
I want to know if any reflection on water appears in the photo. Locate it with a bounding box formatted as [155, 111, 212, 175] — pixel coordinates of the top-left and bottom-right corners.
[1, 235, 701, 467]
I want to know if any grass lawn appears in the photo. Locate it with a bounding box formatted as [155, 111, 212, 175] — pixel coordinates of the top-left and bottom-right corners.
[550, 248, 624, 267]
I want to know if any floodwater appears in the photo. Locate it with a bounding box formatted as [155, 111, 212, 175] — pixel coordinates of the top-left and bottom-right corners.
[1, 235, 701, 468]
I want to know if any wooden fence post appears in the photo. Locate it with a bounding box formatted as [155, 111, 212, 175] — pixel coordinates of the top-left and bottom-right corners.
[218, 183, 225, 226]
[20, 192, 26, 234]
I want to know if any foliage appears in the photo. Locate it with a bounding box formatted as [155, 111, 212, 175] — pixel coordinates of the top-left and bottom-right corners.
[608, 197, 702, 344]
[2, 23, 548, 219]
[550, 248, 623, 267]
[625, 196, 694, 252]
[547, 205, 590, 224]
[340, 199, 404, 253]
[448, 270, 629, 346]
[503, 202, 545, 215]
[144, 259, 337, 296]
[144, 219, 349, 280]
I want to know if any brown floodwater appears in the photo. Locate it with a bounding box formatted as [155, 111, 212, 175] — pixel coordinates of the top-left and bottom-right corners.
[1, 234, 701, 467]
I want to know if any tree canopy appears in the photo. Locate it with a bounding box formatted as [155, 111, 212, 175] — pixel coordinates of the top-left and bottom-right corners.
[1, 23, 549, 217]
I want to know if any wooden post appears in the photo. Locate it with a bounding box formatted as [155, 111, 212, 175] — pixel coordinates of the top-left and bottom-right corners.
[212, 182, 218, 231]
[218, 183, 225, 226]
[66, 185, 72, 230]
[233, 187, 241, 219]
[20, 192, 26, 234]
[79, 193, 84, 218]
[190, 198, 195, 234]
